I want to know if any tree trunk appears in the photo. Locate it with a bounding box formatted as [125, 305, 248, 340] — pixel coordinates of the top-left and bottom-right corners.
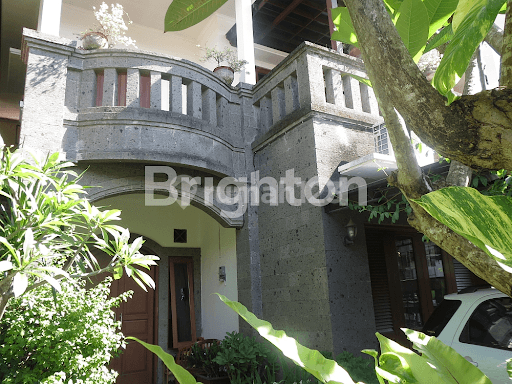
[343, 0, 512, 296]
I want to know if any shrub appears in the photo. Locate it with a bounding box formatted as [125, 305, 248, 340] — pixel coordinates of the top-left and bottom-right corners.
[0, 277, 132, 384]
[213, 331, 278, 384]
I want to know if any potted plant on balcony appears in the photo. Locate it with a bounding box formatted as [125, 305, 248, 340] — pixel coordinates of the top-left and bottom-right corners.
[80, 2, 137, 50]
[202, 46, 248, 85]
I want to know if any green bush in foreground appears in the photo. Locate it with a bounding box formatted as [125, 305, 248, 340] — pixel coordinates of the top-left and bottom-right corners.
[0, 277, 131, 384]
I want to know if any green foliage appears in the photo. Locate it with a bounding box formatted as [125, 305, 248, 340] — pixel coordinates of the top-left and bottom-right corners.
[433, 0, 506, 102]
[216, 294, 357, 384]
[0, 148, 158, 320]
[335, 351, 379, 384]
[394, 0, 429, 61]
[413, 186, 512, 272]
[128, 337, 199, 384]
[202, 46, 248, 72]
[331, 0, 501, 102]
[164, 0, 228, 32]
[213, 331, 277, 384]
[0, 277, 131, 384]
[186, 341, 225, 378]
[366, 329, 492, 383]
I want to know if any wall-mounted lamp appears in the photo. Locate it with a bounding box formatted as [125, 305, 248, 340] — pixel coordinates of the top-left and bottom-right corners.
[344, 218, 358, 246]
[219, 266, 226, 282]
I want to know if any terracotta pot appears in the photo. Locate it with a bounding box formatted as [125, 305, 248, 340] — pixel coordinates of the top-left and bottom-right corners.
[213, 66, 234, 85]
[81, 32, 108, 50]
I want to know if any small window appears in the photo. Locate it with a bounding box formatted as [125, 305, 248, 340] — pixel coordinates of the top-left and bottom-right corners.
[174, 229, 187, 243]
[460, 297, 512, 350]
[422, 299, 461, 337]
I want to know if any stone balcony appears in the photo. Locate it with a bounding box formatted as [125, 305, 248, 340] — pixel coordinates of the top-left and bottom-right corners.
[20, 28, 383, 179]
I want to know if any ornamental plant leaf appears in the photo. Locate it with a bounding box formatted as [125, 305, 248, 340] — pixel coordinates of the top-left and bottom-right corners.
[403, 328, 492, 383]
[423, 0, 459, 37]
[424, 24, 453, 54]
[413, 187, 512, 270]
[433, 0, 505, 99]
[331, 7, 358, 47]
[394, 0, 430, 62]
[164, 0, 228, 32]
[216, 294, 357, 384]
[127, 337, 198, 384]
[372, 329, 492, 383]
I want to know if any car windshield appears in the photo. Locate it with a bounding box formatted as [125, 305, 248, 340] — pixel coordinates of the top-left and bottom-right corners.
[422, 299, 462, 337]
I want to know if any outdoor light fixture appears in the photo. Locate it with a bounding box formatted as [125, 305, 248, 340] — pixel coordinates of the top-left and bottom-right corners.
[219, 266, 226, 282]
[344, 218, 358, 246]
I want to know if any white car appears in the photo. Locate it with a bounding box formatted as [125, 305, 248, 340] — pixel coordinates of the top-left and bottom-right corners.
[422, 287, 512, 383]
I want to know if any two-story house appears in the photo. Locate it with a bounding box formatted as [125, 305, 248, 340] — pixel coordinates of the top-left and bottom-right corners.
[0, 0, 498, 383]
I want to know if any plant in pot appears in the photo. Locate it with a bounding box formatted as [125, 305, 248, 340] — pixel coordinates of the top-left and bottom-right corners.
[184, 341, 228, 384]
[202, 46, 248, 85]
[80, 2, 137, 50]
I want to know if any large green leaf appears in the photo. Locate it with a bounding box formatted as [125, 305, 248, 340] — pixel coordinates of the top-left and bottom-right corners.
[394, 0, 430, 62]
[423, 0, 458, 37]
[331, 7, 358, 47]
[164, 0, 228, 32]
[127, 337, 198, 384]
[413, 187, 512, 271]
[216, 294, 356, 384]
[403, 329, 492, 384]
[424, 24, 453, 54]
[433, 0, 505, 99]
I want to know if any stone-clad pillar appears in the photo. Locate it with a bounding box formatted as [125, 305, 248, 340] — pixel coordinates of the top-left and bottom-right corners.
[20, 29, 75, 157]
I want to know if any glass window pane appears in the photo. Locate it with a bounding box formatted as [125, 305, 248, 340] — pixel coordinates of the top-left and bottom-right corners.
[424, 241, 446, 309]
[460, 297, 512, 350]
[396, 238, 423, 329]
[174, 263, 192, 343]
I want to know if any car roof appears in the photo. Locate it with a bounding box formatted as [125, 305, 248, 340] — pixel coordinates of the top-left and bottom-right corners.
[443, 287, 506, 303]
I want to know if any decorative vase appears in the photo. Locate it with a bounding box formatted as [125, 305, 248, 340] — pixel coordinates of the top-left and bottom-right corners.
[213, 66, 234, 85]
[81, 32, 108, 50]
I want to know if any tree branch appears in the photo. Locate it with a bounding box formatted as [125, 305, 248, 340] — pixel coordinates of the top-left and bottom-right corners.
[344, 0, 512, 172]
[501, 0, 512, 87]
[486, 24, 503, 54]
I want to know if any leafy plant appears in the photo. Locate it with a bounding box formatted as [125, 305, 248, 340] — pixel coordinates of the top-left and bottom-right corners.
[413, 186, 512, 272]
[213, 331, 277, 384]
[186, 341, 225, 378]
[0, 148, 158, 321]
[335, 351, 378, 384]
[202, 46, 248, 72]
[81, 2, 136, 48]
[0, 277, 131, 384]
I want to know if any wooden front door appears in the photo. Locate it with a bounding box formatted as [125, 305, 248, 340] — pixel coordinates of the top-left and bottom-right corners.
[111, 253, 157, 384]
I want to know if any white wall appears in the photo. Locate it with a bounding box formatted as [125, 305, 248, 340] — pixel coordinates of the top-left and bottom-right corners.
[97, 193, 239, 340]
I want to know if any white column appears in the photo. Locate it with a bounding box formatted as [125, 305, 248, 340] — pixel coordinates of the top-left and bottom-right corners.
[331, 0, 340, 52]
[235, 0, 256, 85]
[38, 0, 63, 36]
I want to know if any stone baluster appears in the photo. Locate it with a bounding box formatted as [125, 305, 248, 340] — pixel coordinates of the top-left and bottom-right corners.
[170, 75, 183, 113]
[126, 68, 140, 107]
[284, 75, 299, 115]
[259, 95, 273, 132]
[216, 96, 228, 128]
[202, 88, 217, 126]
[102, 68, 117, 107]
[271, 86, 285, 125]
[187, 81, 202, 119]
[150, 71, 161, 110]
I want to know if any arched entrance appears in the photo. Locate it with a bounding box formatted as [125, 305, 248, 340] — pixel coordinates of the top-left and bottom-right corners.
[94, 192, 239, 383]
